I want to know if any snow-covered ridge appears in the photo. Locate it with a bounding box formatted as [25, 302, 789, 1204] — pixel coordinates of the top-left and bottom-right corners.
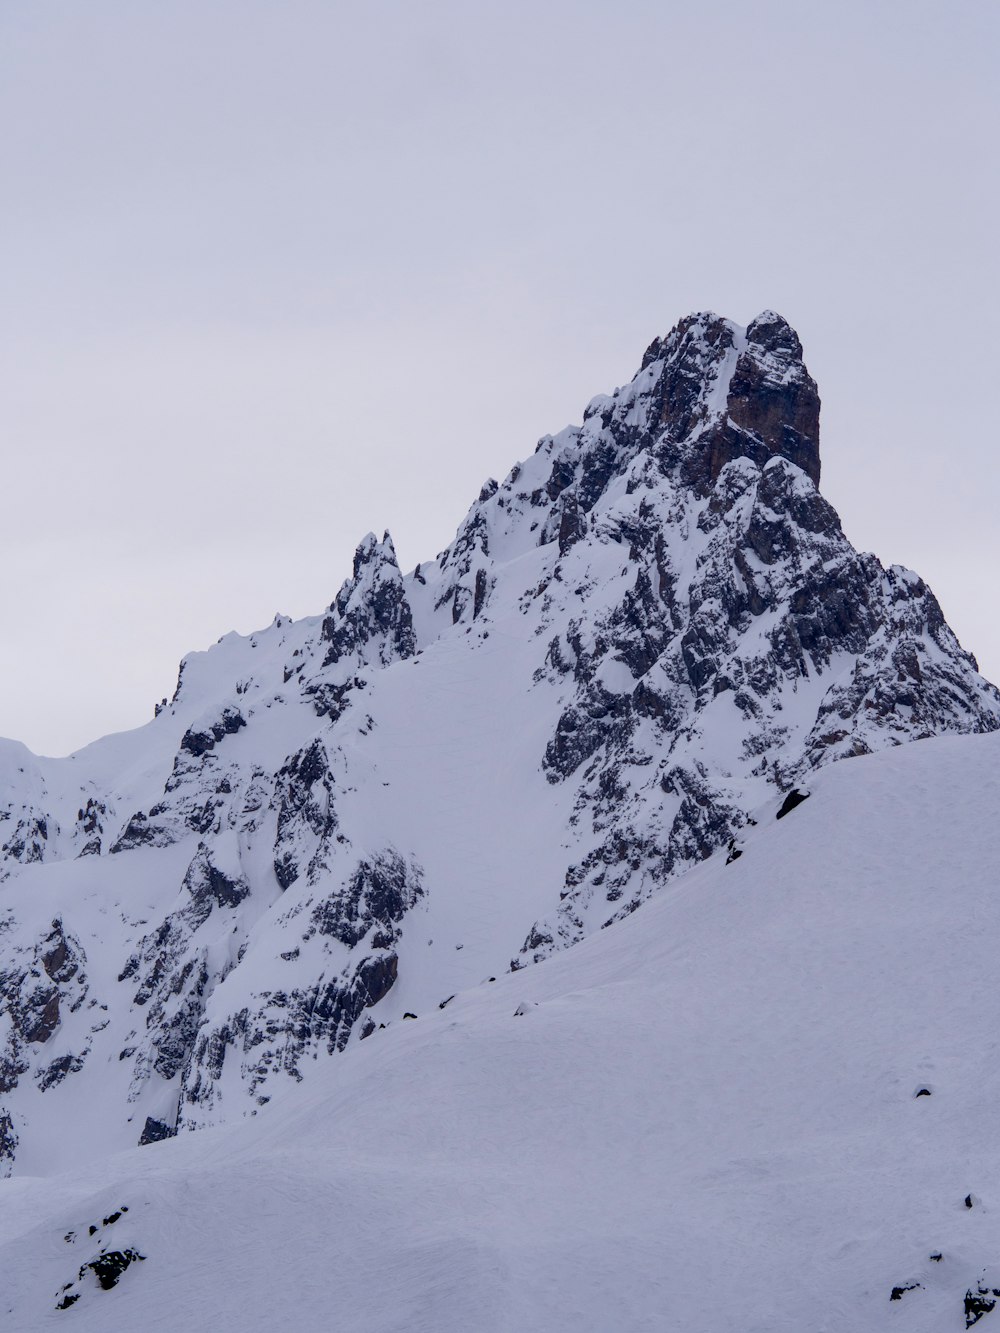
[0, 310, 996, 1174]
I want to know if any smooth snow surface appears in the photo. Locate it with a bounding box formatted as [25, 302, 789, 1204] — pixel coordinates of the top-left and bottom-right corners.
[3, 731, 1000, 1331]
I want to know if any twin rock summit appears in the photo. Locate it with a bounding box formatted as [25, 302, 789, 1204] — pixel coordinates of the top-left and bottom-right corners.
[0, 311, 996, 1172]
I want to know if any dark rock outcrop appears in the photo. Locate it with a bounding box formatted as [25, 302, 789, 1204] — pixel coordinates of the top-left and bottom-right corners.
[83, 1248, 145, 1290]
[139, 1115, 177, 1145]
[0, 1110, 17, 1176]
[273, 740, 339, 890]
[180, 705, 247, 759]
[0, 921, 89, 1107]
[322, 532, 416, 667]
[966, 1286, 1000, 1327]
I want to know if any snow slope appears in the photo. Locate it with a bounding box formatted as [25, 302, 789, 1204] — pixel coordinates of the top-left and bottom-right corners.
[3, 731, 1000, 1331]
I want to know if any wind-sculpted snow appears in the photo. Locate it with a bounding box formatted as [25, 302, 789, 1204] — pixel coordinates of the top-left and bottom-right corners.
[0, 310, 997, 1172]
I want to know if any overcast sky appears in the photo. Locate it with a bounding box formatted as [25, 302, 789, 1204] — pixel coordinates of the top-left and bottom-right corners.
[2, 0, 997, 755]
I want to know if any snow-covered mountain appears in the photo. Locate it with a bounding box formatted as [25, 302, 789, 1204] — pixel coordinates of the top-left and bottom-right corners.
[5, 731, 1000, 1331]
[0, 310, 997, 1181]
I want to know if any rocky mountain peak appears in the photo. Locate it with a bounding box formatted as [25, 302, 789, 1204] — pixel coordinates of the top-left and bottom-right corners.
[0, 311, 995, 1174]
[520, 311, 821, 542]
[726, 311, 820, 487]
[634, 310, 821, 493]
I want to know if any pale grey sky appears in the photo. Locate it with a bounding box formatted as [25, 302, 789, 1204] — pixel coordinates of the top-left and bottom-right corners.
[2, 0, 997, 755]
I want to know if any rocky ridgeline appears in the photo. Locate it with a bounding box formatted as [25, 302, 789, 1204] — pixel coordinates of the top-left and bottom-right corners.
[0, 311, 996, 1171]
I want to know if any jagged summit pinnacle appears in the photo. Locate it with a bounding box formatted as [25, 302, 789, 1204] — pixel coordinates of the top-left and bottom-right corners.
[633, 310, 820, 491]
[322, 529, 414, 669]
[745, 309, 803, 354]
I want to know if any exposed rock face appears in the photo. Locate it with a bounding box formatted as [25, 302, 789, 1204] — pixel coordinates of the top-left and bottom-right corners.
[273, 740, 339, 890]
[726, 312, 821, 485]
[322, 531, 416, 667]
[179, 706, 247, 759]
[635, 310, 820, 495]
[516, 448, 995, 960]
[1, 812, 51, 869]
[116, 839, 251, 1098]
[0, 310, 996, 1170]
[0, 1108, 17, 1175]
[138, 1115, 175, 1145]
[0, 920, 90, 1104]
[177, 850, 422, 1127]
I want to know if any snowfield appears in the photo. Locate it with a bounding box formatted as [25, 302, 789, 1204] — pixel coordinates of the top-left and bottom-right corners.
[4, 730, 1000, 1331]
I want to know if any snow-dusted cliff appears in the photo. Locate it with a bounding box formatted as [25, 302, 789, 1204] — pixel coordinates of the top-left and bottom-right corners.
[0, 310, 997, 1174]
